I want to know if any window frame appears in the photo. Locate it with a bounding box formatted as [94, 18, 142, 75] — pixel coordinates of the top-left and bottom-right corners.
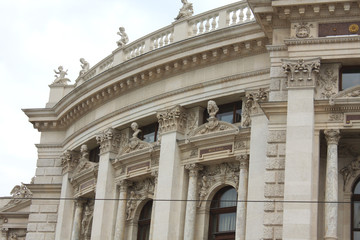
[137, 200, 153, 240]
[352, 179, 360, 240]
[208, 186, 237, 240]
[340, 66, 360, 91]
[138, 123, 159, 143]
[203, 101, 242, 124]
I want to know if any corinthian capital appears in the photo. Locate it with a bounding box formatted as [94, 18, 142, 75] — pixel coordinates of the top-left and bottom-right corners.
[324, 129, 341, 145]
[157, 105, 187, 134]
[96, 128, 123, 154]
[282, 58, 320, 88]
[185, 163, 203, 177]
[236, 154, 249, 169]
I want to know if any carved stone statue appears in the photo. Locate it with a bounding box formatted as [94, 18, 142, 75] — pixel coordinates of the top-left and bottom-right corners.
[131, 122, 141, 138]
[79, 58, 90, 77]
[116, 27, 129, 47]
[10, 184, 32, 204]
[207, 100, 219, 118]
[53, 66, 70, 84]
[126, 191, 137, 220]
[175, 0, 194, 21]
[198, 175, 209, 207]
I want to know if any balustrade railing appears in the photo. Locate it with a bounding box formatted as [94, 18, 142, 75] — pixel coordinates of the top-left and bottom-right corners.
[82, 1, 254, 82]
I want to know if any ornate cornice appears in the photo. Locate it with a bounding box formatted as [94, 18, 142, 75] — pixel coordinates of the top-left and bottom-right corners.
[157, 105, 187, 134]
[284, 35, 360, 46]
[95, 128, 123, 154]
[266, 45, 288, 52]
[282, 58, 320, 88]
[324, 129, 341, 145]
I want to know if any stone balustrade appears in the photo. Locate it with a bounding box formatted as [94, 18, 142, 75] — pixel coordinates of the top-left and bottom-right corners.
[80, 1, 254, 83]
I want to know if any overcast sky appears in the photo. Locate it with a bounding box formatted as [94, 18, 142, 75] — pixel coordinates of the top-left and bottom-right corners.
[0, 0, 240, 197]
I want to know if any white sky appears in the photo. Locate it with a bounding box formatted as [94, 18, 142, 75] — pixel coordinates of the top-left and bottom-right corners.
[0, 0, 240, 197]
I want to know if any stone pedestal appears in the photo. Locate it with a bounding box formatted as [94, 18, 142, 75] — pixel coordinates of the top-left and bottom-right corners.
[324, 129, 340, 240]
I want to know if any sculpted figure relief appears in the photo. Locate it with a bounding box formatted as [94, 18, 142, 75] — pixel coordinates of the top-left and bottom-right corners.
[53, 66, 70, 84]
[207, 100, 219, 118]
[79, 58, 90, 77]
[116, 27, 129, 47]
[131, 122, 141, 138]
[175, 0, 194, 20]
[127, 191, 137, 220]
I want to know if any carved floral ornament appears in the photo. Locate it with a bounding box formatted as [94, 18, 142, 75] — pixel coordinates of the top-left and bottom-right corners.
[282, 58, 320, 88]
[241, 88, 268, 128]
[95, 128, 125, 154]
[324, 129, 341, 145]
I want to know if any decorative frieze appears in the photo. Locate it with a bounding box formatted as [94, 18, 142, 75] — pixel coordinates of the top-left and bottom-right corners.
[157, 105, 187, 134]
[61, 150, 79, 174]
[96, 128, 124, 154]
[282, 58, 320, 88]
[242, 88, 268, 127]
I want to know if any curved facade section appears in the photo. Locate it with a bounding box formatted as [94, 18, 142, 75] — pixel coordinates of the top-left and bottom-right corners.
[2, 1, 360, 240]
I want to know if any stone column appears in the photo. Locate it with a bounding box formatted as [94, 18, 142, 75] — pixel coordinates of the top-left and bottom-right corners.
[282, 58, 320, 240]
[183, 163, 202, 240]
[114, 180, 130, 240]
[91, 128, 122, 240]
[324, 129, 340, 240]
[71, 199, 84, 240]
[235, 154, 249, 240]
[242, 89, 268, 240]
[56, 150, 77, 240]
[152, 105, 188, 240]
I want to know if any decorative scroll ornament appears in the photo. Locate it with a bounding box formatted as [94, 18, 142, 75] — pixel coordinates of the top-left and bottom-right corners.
[96, 128, 123, 154]
[175, 0, 194, 21]
[116, 27, 129, 47]
[340, 156, 360, 189]
[157, 105, 187, 134]
[242, 88, 268, 127]
[53, 65, 70, 85]
[197, 162, 239, 207]
[61, 150, 79, 174]
[282, 58, 320, 88]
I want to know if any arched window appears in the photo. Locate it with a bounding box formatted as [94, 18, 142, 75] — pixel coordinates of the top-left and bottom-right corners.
[137, 200, 153, 240]
[352, 180, 360, 239]
[208, 186, 237, 240]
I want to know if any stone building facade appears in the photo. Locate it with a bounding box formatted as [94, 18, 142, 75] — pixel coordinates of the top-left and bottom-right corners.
[1, 0, 360, 239]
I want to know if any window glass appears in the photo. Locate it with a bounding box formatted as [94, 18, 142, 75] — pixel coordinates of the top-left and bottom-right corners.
[137, 200, 153, 240]
[139, 123, 158, 143]
[354, 202, 360, 229]
[355, 181, 360, 194]
[341, 67, 360, 90]
[89, 146, 100, 163]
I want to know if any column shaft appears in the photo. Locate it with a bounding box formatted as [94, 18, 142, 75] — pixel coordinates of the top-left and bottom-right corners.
[324, 129, 340, 240]
[114, 182, 128, 240]
[71, 201, 84, 240]
[236, 155, 249, 240]
[184, 165, 201, 240]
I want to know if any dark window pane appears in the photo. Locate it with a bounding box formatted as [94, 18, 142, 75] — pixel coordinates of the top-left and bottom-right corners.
[89, 146, 100, 163]
[139, 123, 158, 143]
[341, 67, 360, 90]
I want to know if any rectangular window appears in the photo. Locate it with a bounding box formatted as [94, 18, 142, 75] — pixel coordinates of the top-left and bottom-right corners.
[340, 66, 360, 90]
[89, 146, 100, 163]
[139, 123, 159, 143]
